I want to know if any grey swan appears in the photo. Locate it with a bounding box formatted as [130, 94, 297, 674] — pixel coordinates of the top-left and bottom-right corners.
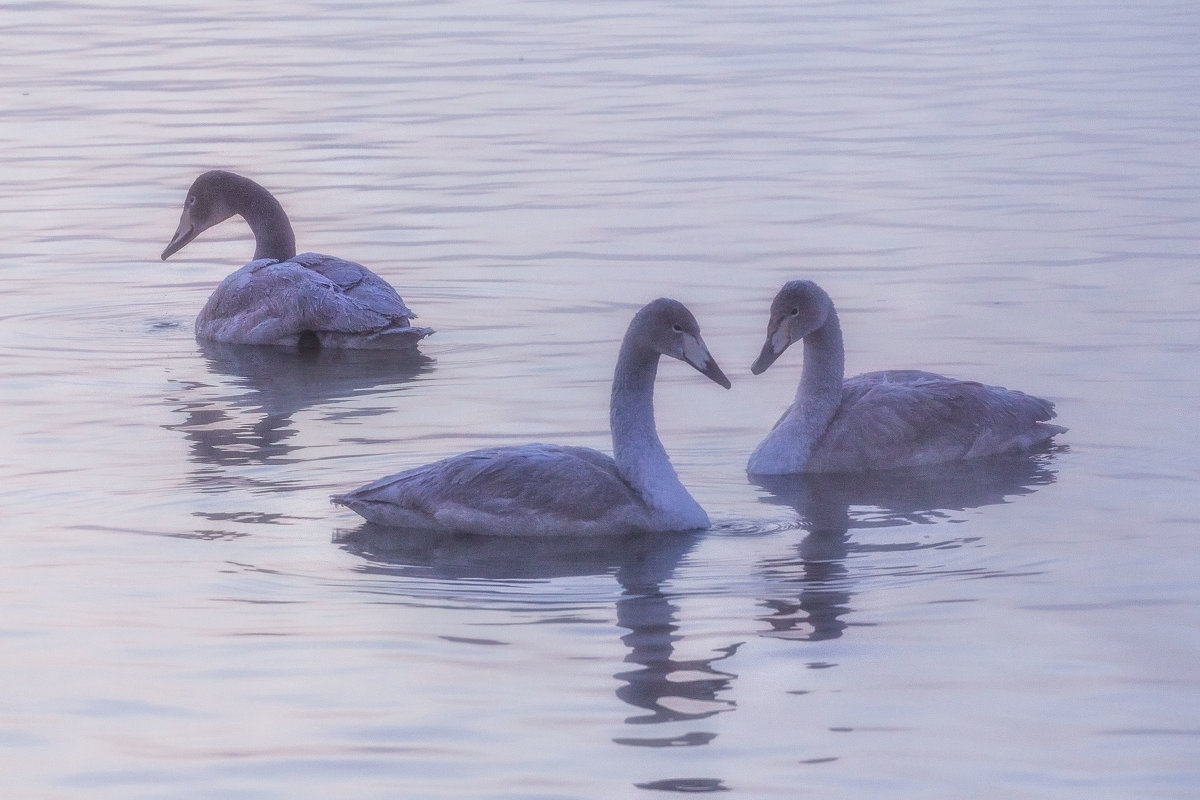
[333, 298, 730, 536]
[748, 280, 1065, 474]
[161, 170, 432, 350]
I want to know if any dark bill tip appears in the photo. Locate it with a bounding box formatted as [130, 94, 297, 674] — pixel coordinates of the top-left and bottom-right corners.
[701, 357, 732, 390]
[750, 339, 781, 375]
[160, 224, 196, 261]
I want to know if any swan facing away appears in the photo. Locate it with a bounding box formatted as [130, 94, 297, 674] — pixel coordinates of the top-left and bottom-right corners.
[747, 280, 1065, 475]
[333, 298, 731, 536]
[161, 170, 432, 350]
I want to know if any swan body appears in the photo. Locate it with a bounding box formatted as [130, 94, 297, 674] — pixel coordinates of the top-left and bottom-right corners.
[334, 298, 731, 536]
[748, 280, 1065, 475]
[162, 170, 432, 350]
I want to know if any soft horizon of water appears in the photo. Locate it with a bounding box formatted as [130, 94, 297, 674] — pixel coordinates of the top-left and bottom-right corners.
[2, 1, 1199, 798]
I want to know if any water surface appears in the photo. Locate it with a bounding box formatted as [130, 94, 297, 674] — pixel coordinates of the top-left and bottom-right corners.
[2, 1, 1199, 797]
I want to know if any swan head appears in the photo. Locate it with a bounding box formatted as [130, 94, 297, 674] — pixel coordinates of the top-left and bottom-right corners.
[161, 171, 242, 260]
[751, 280, 833, 374]
[633, 298, 731, 389]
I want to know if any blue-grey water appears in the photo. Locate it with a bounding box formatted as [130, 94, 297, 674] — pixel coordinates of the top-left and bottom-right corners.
[2, 1, 1199, 797]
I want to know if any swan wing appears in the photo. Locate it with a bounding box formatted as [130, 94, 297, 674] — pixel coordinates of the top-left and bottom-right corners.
[333, 444, 651, 536]
[290, 252, 418, 320]
[197, 254, 432, 347]
[810, 370, 1061, 471]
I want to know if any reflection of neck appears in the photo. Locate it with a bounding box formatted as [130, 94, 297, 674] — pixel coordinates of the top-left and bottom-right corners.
[615, 582, 738, 724]
[231, 174, 297, 261]
[614, 585, 679, 723]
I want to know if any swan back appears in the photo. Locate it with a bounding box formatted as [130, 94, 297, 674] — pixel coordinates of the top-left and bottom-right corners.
[195, 254, 430, 348]
[808, 370, 1064, 472]
[334, 444, 655, 536]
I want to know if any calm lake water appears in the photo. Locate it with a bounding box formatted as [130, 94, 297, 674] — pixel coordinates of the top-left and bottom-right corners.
[2, 1, 1199, 797]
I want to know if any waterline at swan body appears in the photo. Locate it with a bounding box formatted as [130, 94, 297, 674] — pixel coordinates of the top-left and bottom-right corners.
[161, 170, 432, 350]
[333, 298, 731, 536]
[747, 280, 1065, 475]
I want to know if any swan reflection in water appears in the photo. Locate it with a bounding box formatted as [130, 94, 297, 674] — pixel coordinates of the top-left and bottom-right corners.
[336, 524, 737, 744]
[751, 448, 1062, 641]
[165, 340, 431, 478]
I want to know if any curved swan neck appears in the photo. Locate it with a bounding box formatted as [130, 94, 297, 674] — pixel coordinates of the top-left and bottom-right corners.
[797, 306, 845, 418]
[796, 304, 844, 402]
[611, 340, 667, 473]
[749, 305, 847, 474]
[609, 335, 693, 515]
[226, 173, 297, 261]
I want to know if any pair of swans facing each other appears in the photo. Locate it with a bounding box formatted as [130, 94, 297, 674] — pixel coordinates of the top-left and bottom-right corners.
[159, 172, 1063, 537]
[333, 283, 1064, 537]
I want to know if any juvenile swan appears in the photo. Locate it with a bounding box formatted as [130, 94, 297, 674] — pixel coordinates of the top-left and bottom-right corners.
[161, 170, 432, 350]
[333, 299, 731, 536]
[748, 280, 1065, 474]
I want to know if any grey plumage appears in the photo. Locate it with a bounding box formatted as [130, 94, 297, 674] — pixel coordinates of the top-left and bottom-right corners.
[334, 298, 731, 536]
[335, 444, 652, 536]
[162, 170, 432, 350]
[748, 280, 1065, 474]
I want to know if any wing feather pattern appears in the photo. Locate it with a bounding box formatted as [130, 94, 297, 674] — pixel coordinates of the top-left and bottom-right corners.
[197, 253, 431, 348]
[333, 444, 652, 536]
[808, 370, 1063, 472]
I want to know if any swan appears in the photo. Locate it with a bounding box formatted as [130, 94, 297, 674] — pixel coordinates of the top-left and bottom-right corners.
[161, 170, 432, 350]
[747, 280, 1065, 474]
[333, 298, 731, 536]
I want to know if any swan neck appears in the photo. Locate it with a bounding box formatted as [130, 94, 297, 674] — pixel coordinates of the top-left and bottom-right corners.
[797, 307, 845, 422]
[748, 304, 850, 474]
[609, 334, 700, 517]
[610, 340, 666, 476]
[231, 175, 297, 261]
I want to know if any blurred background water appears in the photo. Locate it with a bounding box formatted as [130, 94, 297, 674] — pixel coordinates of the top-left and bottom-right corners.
[1, 1, 1198, 797]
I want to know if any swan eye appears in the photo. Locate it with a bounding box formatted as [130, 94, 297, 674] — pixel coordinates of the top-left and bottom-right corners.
[789, 307, 800, 316]
[672, 323, 684, 333]
[186, 195, 196, 206]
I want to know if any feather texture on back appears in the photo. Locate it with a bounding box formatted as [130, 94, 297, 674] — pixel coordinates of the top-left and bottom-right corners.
[338, 444, 654, 536]
[197, 253, 427, 348]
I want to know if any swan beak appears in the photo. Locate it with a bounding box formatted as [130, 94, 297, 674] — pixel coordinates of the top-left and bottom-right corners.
[750, 321, 791, 375]
[682, 334, 732, 389]
[161, 218, 197, 260]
